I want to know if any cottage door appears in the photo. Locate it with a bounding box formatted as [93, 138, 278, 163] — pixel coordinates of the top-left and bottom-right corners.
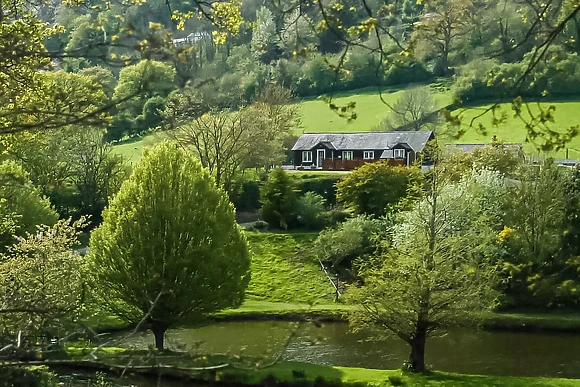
[317, 149, 325, 169]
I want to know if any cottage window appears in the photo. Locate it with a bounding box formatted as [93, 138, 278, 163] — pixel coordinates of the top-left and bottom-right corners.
[302, 151, 313, 162]
[363, 151, 374, 160]
[394, 149, 405, 159]
[342, 151, 354, 160]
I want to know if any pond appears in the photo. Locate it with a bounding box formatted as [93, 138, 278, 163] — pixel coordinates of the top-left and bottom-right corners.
[108, 321, 580, 379]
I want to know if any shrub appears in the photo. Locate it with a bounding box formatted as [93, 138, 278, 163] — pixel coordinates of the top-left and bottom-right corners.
[296, 192, 329, 230]
[314, 215, 387, 268]
[232, 180, 261, 211]
[259, 168, 297, 229]
[384, 60, 432, 85]
[294, 173, 343, 205]
[336, 162, 423, 217]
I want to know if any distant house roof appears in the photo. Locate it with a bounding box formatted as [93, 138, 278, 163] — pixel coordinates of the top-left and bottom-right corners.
[172, 32, 210, 46]
[444, 143, 524, 154]
[530, 157, 579, 166]
[292, 131, 434, 152]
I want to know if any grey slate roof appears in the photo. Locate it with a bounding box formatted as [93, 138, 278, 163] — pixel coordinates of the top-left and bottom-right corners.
[292, 131, 434, 152]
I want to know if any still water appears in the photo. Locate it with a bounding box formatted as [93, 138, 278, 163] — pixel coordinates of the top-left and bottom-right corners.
[110, 321, 580, 379]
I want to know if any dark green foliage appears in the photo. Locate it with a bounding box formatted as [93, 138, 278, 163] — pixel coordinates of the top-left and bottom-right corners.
[384, 60, 433, 86]
[138, 95, 165, 132]
[259, 168, 297, 229]
[293, 173, 343, 205]
[296, 192, 329, 230]
[0, 367, 56, 387]
[106, 112, 135, 141]
[232, 180, 261, 211]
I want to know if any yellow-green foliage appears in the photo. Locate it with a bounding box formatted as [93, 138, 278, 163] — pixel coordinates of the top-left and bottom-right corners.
[245, 232, 334, 303]
[336, 162, 423, 217]
[218, 361, 580, 387]
[89, 141, 251, 328]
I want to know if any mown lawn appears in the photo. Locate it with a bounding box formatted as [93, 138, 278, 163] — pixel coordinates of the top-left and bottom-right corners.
[112, 130, 171, 164]
[222, 361, 580, 387]
[298, 86, 450, 134]
[244, 231, 335, 303]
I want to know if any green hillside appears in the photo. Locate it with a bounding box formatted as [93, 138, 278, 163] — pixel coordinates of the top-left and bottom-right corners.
[112, 87, 580, 162]
[298, 85, 451, 134]
[441, 101, 580, 159]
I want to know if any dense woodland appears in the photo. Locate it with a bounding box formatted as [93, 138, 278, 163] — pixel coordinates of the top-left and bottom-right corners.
[4, 0, 580, 383]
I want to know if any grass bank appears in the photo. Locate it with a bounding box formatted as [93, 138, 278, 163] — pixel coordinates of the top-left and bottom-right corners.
[244, 231, 334, 304]
[218, 361, 580, 387]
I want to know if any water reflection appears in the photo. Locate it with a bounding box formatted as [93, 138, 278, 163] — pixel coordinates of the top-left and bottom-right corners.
[111, 321, 580, 379]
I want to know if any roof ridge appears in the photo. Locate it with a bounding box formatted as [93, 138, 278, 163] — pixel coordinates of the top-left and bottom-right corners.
[301, 131, 433, 134]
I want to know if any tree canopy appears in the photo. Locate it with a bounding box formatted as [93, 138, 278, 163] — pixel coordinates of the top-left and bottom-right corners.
[89, 141, 250, 349]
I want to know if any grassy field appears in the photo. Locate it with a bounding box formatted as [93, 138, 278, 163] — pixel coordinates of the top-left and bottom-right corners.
[297, 86, 450, 134]
[444, 101, 580, 159]
[112, 88, 580, 163]
[112, 130, 171, 164]
[244, 231, 334, 303]
[111, 86, 451, 163]
[220, 361, 580, 387]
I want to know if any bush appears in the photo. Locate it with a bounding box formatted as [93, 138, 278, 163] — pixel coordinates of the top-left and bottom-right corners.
[259, 168, 297, 229]
[336, 162, 423, 217]
[232, 180, 261, 211]
[296, 192, 329, 230]
[294, 173, 343, 205]
[384, 60, 432, 85]
[314, 215, 387, 268]
[0, 366, 56, 386]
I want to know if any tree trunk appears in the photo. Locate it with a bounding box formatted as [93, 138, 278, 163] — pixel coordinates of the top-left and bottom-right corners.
[151, 322, 168, 351]
[408, 329, 427, 372]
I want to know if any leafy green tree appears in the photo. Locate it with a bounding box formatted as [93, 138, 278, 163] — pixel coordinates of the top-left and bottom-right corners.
[315, 215, 386, 269]
[0, 161, 59, 249]
[172, 86, 297, 194]
[137, 96, 166, 133]
[5, 128, 126, 220]
[440, 144, 523, 182]
[69, 129, 127, 222]
[500, 161, 571, 307]
[260, 168, 297, 229]
[112, 60, 176, 117]
[280, 9, 317, 52]
[0, 218, 87, 338]
[89, 141, 250, 350]
[347, 168, 500, 372]
[78, 66, 117, 100]
[336, 162, 423, 217]
[412, 0, 473, 75]
[62, 15, 107, 71]
[251, 6, 279, 63]
[2, 70, 109, 134]
[505, 161, 568, 265]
